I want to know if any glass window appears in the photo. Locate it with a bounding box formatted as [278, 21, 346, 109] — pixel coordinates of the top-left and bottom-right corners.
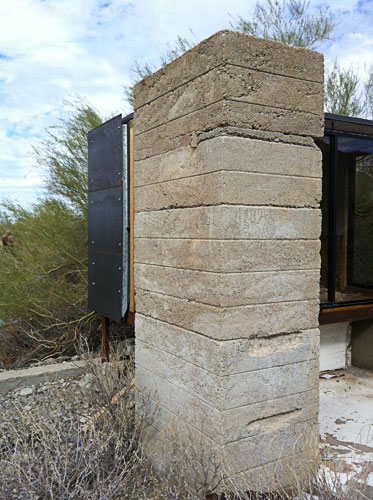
[318, 133, 373, 305]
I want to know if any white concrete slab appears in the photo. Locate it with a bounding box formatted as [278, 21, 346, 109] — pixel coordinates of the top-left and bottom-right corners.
[319, 322, 350, 372]
[0, 360, 87, 393]
[319, 367, 373, 495]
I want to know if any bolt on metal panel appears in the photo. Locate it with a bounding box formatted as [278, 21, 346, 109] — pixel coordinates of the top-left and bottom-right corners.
[88, 114, 130, 323]
[88, 114, 123, 191]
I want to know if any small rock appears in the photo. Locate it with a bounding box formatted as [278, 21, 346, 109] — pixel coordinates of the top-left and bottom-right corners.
[19, 387, 34, 396]
[71, 355, 80, 361]
[79, 373, 94, 387]
[24, 405, 32, 411]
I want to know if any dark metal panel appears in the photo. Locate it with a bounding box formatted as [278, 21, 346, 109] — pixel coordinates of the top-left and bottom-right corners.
[324, 113, 373, 137]
[325, 112, 373, 128]
[88, 253, 123, 323]
[122, 112, 134, 124]
[88, 114, 123, 191]
[88, 113, 128, 323]
[88, 187, 123, 255]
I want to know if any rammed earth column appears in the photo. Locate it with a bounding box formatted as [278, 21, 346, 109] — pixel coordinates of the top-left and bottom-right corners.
[133, 30, 324, 489]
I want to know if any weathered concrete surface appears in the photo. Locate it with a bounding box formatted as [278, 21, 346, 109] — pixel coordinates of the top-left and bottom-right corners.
[135, 238, 321, 272]
[135, 170, 321, 211]
[134, 29, 324, 490]
[134, 100, 323, 160]
[0, 360, 87, 394]
[135, 264, 319, 306]
[139, 361, 319, 437]
[135, 64, 323, 135]
[134, 30, 323, 108]
[134, 137, 322, 187]
[136, 290, 319, 340]
[135, 206, 321, 240]
[136, 314, 319, 376]
[137, 339, 318, 410]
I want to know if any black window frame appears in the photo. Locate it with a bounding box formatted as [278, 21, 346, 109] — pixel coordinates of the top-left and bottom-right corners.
[319, 113, 373, 311]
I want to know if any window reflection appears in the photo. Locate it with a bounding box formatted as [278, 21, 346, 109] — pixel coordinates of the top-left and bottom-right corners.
[318, 133, 373, 305]
[346, 144, 373, 295]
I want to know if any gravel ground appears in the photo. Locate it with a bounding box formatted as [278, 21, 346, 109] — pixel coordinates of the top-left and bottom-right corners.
[0, 371, 97, 442]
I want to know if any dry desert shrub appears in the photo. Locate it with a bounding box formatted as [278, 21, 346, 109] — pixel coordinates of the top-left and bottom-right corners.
[0, 352, 371, 500]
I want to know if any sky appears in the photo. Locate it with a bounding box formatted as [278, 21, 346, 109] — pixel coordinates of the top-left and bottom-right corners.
[0, 0, 372, 207]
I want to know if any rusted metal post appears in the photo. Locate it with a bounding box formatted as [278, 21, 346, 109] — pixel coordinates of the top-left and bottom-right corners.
[101, 315, 110, 362]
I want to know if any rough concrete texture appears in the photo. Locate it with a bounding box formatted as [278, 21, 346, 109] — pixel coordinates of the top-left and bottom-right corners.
[135, 64, 323, 135]
[135, 206, 321, 240]
[136, 315, 319, 376]
[135, 264, 320, 306]
[134, 29, 323, 489]
[136, 290, 319, 340]
[135, 170, 321, 211]
[134, 30, 323, 108]
[135, 238, 321, 272]
[137, 339, 318, 410]
[134, 100, 323, 161]
[134, 137, 322, 187]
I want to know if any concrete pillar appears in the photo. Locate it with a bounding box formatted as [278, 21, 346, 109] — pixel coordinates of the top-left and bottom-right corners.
[134, 30, 324, 490]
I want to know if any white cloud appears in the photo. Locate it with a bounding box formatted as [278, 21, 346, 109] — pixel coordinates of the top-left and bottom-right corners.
[0, 0, 372, 206]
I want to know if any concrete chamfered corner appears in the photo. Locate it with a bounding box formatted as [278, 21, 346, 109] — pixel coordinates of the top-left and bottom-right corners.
[134, 29, 324, 490]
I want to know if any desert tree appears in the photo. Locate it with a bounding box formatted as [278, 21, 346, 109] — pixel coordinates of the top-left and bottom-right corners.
[364, 65, 373, 118]
[324, 61, 364, 116]
[124, 35, 195, 106]
[231, 0, 336, 49]
[0, 98, 103, 366]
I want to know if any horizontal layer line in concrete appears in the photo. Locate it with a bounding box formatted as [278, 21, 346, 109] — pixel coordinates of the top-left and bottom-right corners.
[199, 127, 317, 147]
[137, 335, 318, 378]
[233, 446, 318, 476]
[135, 97, 321, 137]
[135, 97, 222, 136]
[136, 362, 221, 411]
[134, 262, 320, 275]
[136, 287, 318, 309]
[136, 310, 314, 343]
[137, 363, 318, 421]
[221, 388, 318, 416]
[135, 61, 323, 112]
[224, 417, 317, 447]
[228, 61, 323, 85]
[135, 236, 319, 242]
[135, 63, 220, 111]
[136, 204, 318, 213]
[136, 202, 320, 213]
[146, 394, 317, 450]
[144, 398, 221, 444]
[134, 131, 316, 164]
[134, 169, 321, 189]
[134, 236, 319, 242]
[136, 312, 316, 346]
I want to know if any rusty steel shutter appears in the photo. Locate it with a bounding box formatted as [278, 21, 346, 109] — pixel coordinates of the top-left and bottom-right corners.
[88, 114, 130, 322]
